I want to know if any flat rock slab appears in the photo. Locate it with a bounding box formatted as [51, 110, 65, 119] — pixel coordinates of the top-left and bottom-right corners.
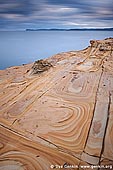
[0, 38, 113, 169]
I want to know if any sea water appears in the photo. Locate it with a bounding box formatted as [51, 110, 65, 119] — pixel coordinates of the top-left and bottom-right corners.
[0, 31, 112, 70]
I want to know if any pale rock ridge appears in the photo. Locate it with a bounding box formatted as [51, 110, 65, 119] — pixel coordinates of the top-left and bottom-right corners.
[0, 38, 113, 169]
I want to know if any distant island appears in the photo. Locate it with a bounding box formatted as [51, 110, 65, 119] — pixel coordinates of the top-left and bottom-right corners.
[26, 28, 113, 31]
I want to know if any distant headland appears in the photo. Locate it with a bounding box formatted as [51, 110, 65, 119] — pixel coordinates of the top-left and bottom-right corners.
[26, 28, 113, 31]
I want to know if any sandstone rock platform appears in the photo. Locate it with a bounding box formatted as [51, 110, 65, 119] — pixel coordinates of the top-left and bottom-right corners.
[0, 38, 113, 170]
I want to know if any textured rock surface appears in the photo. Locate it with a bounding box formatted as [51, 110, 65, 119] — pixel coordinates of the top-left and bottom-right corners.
[0, 38, 113, 169]
[31, 59, 53, 74]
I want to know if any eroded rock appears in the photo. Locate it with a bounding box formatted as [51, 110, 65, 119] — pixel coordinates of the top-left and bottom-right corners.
[31, 59, 53, 74]
[90, 38, 113, 51]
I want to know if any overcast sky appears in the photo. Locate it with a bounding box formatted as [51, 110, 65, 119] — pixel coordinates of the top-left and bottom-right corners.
[0, 0, 113, 30]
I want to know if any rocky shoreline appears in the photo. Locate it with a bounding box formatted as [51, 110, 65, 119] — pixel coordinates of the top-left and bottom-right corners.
[0, 38, 113, 169]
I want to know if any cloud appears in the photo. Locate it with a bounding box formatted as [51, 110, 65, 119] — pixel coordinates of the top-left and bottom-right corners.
[0, 0, 43, 17]
[47, 0, 113, 19]
[0, 0, 113, 30]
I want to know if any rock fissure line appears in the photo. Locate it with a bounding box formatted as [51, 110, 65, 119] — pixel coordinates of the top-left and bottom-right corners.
[36, 135, 82, 161]
[0, 124, 31, 141]
[83, 69, 104, 150]
[0, 124, 81, 163]
[83, 151, 101, 158]
[98, 92, 111, 165]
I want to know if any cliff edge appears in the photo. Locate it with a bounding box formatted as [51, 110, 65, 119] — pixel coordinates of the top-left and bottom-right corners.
[0, 38, 113, 169]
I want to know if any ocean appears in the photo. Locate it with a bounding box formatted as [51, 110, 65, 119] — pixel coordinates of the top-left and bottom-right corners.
[0, 31, 113, 70]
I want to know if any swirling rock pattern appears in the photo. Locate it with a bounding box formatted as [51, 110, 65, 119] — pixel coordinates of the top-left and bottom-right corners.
[0, 38, 113, 169]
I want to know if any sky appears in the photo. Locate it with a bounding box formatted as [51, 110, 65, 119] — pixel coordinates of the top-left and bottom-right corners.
[0, 0, 113, 30]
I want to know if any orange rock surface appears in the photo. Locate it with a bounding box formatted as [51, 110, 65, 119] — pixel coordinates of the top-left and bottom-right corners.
[0, 38, 113, 170]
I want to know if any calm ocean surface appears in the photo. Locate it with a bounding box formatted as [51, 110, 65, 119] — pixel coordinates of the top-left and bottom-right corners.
[0, 31, 113, 70]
